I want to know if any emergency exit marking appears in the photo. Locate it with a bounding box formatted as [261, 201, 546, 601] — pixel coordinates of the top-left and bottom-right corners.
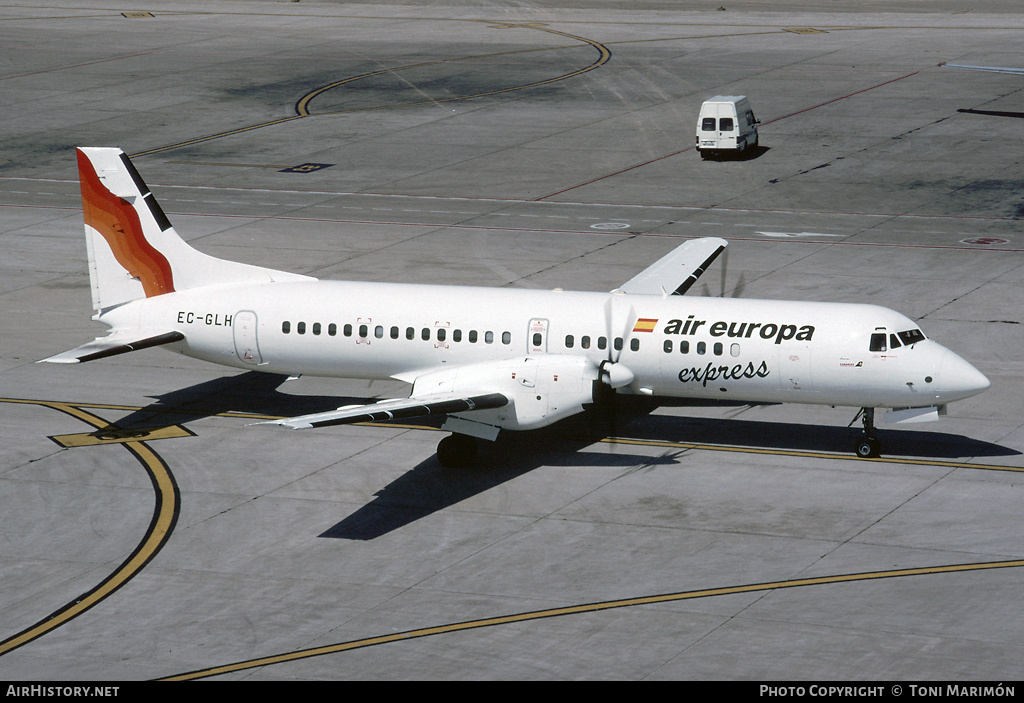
[122, 12, 154, 17]
[279, 163, 334, 173]
[784, 27, 827, 34]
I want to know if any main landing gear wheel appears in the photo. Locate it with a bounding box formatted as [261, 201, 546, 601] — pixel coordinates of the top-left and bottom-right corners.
[853, 407, 881, 458]
[437, 433, 478, 468]
[855, 435, 881, 459]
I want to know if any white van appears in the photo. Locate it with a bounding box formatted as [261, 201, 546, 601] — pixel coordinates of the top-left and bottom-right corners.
[696, 96, 759, 158]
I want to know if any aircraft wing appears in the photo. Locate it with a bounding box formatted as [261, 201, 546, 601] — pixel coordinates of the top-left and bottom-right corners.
[941, 62, 1024, 75]
[39, 330, 185, 364]
[614, 237, 728, 296]
[258, 391, 510, 429]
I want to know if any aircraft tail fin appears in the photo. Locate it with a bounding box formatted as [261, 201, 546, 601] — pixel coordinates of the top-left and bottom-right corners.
[77, 147, 313, 313]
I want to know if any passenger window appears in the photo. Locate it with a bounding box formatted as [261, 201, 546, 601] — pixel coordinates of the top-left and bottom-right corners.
[390, 326, 399, 339]
[453, 329, 462, 343]
[870, 333, 887, 352]
[297, 321, 306, 335]
[680, 341, 689, 354]
[406, 327, 415, 340]
[375, 326, 384, 339]
[730, 343, 740, 357]
[566, 335, 574, 348]
[697, 341, 706, 355]
[312, 322, 321, 336]
[502, 331, 511, 345]
[328, 323, 337, 336]
[358, 324, 368, 338]
[485, 331, 494, 344]
[714, 342, 723, 356]
[630, 338, 639, 352]
[720, 118, 734, 131]
[533, 333, 542, 347]
[422, 328, 430, 341]
[437, 328, 446, 342]
[598, 337, 607, 350]
[702, 117, 716, 131]
[664, 340, 673, 353]
[344, 324, 352, 337]
[581, 335, 591, 349]
[282, 321, 290, 334]
[469, 330, 478, 343]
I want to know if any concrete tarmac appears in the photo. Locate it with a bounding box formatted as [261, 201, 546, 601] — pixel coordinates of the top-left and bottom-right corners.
[1, 0, 1022, 681]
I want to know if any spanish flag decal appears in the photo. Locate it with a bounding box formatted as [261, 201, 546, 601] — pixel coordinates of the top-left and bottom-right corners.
[632, 318, 658, 333]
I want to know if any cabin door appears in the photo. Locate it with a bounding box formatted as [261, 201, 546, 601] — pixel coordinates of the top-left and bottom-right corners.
[233, 310, 263, 364]
[780, 346, 813, 391]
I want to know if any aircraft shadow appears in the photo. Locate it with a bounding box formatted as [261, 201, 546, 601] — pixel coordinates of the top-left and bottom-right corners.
[321, 397, 1018, 540]
[622, 408, 1019, 461]
[95, 371, 364, 431]
[96, 375, 1016, 541]
[318, 432, 677, 541]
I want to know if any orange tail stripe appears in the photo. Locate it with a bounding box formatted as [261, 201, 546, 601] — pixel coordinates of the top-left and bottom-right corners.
[78, 150, 174, 297]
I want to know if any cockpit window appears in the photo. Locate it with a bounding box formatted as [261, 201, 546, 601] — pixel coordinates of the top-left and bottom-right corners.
[898, 329, 925, 346]
[869, 333, 887, 352]
[889, 334, 902, 349]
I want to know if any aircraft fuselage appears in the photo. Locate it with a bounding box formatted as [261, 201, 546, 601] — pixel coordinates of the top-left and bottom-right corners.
[101, 279, 987, 411]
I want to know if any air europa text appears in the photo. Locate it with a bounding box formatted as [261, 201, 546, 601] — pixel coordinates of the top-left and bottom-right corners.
[663, 316, 815, 345]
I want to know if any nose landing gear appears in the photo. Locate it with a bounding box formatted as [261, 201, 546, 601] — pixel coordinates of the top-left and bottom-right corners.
[852, 407, 881, 458]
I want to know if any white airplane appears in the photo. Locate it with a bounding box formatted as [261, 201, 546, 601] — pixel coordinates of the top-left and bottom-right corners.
[43, 147, 990, 465]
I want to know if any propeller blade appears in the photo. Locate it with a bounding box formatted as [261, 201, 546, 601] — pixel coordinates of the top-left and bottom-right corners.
[720, 247, 729, 297]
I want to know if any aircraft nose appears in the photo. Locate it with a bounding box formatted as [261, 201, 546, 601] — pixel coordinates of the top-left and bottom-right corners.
[935, 347, 990, 401]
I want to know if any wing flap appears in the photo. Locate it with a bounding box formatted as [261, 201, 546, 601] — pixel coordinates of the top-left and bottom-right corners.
[259, 391, 509, 430]
[39, 330, 185, 364]
[615, 237, 727, 296]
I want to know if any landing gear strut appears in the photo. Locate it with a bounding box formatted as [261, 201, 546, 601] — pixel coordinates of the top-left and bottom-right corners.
[853, 407, 881, 458]
[437, 433, 478, 468]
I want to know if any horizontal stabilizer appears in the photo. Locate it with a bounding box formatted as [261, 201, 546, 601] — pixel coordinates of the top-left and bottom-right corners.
[39, 330, 184, 364]
[258, 391, 510, 429]
[615, 237, 728, 296]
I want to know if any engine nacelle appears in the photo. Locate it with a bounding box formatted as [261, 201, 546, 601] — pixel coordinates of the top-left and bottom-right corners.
[412, 355, 598, 432]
